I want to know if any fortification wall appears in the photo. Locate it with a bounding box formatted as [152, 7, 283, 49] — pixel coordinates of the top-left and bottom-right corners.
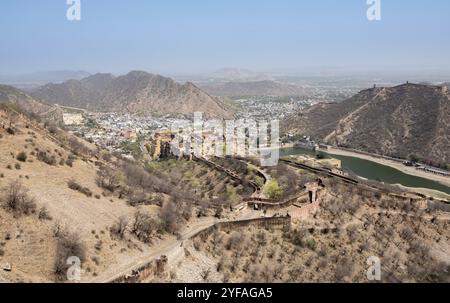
[247, 193, 309, 210]
[109, 216, 290, 283]
[192, 216, 292, 242]
[110, 255, 167, 284]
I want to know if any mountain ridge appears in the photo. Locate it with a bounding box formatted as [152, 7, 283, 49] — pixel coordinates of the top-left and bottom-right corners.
[283, 83, 450, 166]
[0, 84, 51, 114]
[31, 71, 236, 118]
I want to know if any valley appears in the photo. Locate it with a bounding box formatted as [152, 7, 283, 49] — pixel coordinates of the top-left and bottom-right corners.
[0, 77, 449, 284]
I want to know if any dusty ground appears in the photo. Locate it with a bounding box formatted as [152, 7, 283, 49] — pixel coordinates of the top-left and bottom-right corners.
[0, 116, 160, 282]
[0, 112, 263, 283]
[172, 186, 450, 283]
[1, 110, 449, 283]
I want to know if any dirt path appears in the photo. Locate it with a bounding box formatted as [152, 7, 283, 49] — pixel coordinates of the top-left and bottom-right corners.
[88, 209, 258, 283]
[87, 217, 217, 283]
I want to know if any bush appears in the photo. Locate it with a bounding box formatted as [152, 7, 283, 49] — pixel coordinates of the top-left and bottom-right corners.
[110, 216, 128, 240]
[37, 151, 57, 166]
[16, 152, 27, 162]
[6, 127, 15, 135]
[38, 206, 52, 220]
[225, 232, 242, 250]
[158, 201, 179, 234]
[263, 180, 283, 200]
[14, 163, 21, 170]
[67, 179, 93, 198]
[1, 180, 36, 215]
[65, 155, 76, 167]
[131, 211, 158, 243]
[54, 231, 86, 281]
[48, 124, 58, 135]
[305, 238, 317, 251]
[69, 137, 89, 156]
[96, 167, 121, 192]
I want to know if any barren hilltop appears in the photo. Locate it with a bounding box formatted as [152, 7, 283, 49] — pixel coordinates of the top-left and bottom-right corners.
[30, 71, 236, 119]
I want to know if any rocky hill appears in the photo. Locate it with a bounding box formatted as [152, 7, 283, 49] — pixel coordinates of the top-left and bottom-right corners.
[30, 71, 235, 118]
[200, 80, 307, 97]
[283, 83, 450, 166]
[0, 84, 51, 114]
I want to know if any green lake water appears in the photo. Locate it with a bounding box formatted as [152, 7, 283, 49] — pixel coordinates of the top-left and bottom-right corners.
[281, 147, 450, 196]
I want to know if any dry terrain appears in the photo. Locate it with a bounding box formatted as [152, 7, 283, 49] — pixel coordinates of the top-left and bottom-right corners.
[172, 180, 450, 283]
[284, 83, 450, 168]
[31, 71, 236, 119]
[1, 99, 449, 283]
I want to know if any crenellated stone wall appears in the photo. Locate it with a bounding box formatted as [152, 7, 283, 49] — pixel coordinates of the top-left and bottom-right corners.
[192, 216, 292, 242]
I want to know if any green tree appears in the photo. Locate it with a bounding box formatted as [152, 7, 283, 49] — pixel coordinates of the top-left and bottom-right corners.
[408, 154, 420, 163]
[263, 180, 283, 200]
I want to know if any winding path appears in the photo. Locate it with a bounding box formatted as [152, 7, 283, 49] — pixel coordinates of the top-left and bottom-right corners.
[87, 208, 259, 283]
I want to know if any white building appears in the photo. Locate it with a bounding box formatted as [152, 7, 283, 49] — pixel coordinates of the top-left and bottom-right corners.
[63, 113, 84, 126]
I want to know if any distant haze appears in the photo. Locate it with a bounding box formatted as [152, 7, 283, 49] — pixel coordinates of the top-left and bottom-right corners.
[1, 0, 450, 77]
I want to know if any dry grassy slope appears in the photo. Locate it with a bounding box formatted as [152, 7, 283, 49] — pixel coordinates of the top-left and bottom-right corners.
[0, 111, 156, 282]
[0, 121, 136, 234]
[0, 84, 50, 114]
[283, 84, 450, 165]
[31, 71, 236, 119]
[175, 188, 450, 283]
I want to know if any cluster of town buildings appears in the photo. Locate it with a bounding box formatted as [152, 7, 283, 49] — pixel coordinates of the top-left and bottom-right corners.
[235, 96, 308, 120]
[64, 112, 180, 155]
[64, 112, 276, 160]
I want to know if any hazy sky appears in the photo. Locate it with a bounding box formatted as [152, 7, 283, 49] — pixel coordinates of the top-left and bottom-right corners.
[1, 0, 450, 75]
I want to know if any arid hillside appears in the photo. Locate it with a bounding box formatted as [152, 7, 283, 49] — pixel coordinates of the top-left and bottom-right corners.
[0, 107, 144, 282]
[0, 107, 256, 283]
[283, 83, 450, 167]
[30, 71, 236, 119]
[0, 85, 51, 114]
[173, 179, 450, 283]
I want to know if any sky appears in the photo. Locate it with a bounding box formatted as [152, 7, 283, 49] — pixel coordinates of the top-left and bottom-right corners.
[1, 0, 450, 76]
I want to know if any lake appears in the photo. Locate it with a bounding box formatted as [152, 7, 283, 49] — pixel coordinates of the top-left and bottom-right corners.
[281, 147, 450, 196]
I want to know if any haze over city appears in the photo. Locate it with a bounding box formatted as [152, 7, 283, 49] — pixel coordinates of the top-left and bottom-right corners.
[1, 0, 450, 76]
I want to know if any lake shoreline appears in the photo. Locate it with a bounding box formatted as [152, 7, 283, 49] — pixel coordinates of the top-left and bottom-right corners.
[320, 146, 450, 188]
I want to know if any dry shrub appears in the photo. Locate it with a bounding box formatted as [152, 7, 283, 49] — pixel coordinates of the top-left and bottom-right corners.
[54, 231, 86, 281]
[38, 206, 52, 220]
[110, 216, 128, 240]
[225, 232, 242, 250]
[131, 211, 158, 243]
[1, 180, 36, 215]
[158, 201, 179, 234]
[65, 154, 76, 167]
[37, 151, 57, 166]
[96, 166, 121, 192]
[69, 137, 89, 156]
[16, 151, 27, 162]
[67, 179, 93, 197]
